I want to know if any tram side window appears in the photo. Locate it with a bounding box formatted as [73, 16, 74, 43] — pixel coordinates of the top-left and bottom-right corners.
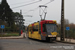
[33, 25, 38, 31]
[29, 27, 32, 31]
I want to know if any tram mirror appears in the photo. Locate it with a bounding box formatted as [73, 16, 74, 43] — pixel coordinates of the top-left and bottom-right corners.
[43, 24, 46, 32]
[43, 24, 45, 26]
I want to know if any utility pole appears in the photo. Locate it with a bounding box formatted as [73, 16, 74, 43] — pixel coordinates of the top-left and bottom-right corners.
[19, 10, 22, 36]
[19, 10, 24, 36]
[61, 0, 65, 41]
[20, 10, 23, 31]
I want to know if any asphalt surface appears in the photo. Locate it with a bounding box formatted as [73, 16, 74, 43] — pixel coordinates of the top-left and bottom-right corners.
[0, 38, 75, 50]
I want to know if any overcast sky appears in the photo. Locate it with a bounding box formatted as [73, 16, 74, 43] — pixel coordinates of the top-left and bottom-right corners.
[0, 0, 75, 26]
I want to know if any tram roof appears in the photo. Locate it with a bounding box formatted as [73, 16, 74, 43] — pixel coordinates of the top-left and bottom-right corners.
[28, 20, 57, 26]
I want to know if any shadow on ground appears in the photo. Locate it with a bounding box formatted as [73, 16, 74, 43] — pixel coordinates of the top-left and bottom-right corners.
[28, 38, 56, 44]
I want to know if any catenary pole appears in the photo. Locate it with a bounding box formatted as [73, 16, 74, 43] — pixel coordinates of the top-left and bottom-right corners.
[61, 0, 65, 41]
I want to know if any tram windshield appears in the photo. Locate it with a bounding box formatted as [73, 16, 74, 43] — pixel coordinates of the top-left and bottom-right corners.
[43, 24, 57, 32]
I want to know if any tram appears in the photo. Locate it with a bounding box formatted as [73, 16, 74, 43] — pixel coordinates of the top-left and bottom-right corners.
[27, 20, 58, 42]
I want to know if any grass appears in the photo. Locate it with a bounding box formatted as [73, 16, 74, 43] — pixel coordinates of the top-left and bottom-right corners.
[0, 32, 19, 37]
[6, 33, 19, 36]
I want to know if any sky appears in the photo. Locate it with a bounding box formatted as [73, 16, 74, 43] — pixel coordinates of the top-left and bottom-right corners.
[0, 0, 75, 26]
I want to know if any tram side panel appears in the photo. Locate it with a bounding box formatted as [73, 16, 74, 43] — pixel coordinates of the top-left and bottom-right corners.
[31, 22, 41, 40]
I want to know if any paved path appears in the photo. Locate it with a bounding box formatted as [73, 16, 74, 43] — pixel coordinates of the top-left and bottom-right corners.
[0, 38, 75, 50]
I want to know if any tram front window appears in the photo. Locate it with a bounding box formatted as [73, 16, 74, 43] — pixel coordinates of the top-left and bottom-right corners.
[43, 24, 57, 32]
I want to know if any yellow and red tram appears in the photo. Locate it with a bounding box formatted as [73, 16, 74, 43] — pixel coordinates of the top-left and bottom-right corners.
[27, 20, 58, 42]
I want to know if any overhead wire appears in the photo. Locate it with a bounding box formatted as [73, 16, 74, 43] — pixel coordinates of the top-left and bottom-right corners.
[44, 0, 54, 5]
[12, 0, 42, 9]
[23, 0, 54, 15]
[39, 0, 55, 19]
[12, 0, 54, 17]
[23, 7, 39, 14]
[40, 0, 55, 15]
[23, 0, 54, 13]
[11, 0, 54, 12]
[23, 0, 55, 15]
[26, 0, 54, 25]
[10, 0, 54, 25]
[10, 0, 35, 6]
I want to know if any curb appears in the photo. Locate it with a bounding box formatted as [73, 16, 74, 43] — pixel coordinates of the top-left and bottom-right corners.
[0, 38, 23, 39]
[56, 40, 75, 44]
[0, 33, 26, 39]
[0, 37, 26, 39]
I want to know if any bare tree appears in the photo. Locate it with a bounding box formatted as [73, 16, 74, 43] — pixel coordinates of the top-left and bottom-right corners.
[64, 19, 69, 26]
[59, 19, 69, 27]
